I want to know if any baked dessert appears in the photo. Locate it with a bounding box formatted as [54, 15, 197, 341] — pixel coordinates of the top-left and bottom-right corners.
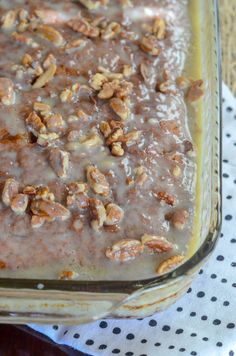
[0, 0, 203, 280]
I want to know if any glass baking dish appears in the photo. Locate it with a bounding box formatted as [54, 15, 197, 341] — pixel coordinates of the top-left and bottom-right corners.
[0, 0, 221, 324]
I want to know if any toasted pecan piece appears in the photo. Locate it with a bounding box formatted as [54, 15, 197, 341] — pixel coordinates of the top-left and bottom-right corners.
[105, 203, 124, 226]
[86, 165, 109, 196]
[49, 148, 70, 178]
[2, 178, 19, 207]
[111, 142, 124, 156]
[32, 64, 57, 89]
[141, 234, 173, 253]
[10, 193, 29, 214]
[156, 191, 176, 206]
[106, 239, 143, 262]
[0, 77, 15, 105]
[110, 98, 130, 120]
[36, 25, 65, 47]
[156, 255, 185, 274]
[153, 17, 166, 40]
[89, 197, 106, 231]
[67, 18, 100, 38]
[67, 192, 89, 210]
[140, 35, 161, 56]
[101, 21, 121, 40]
[1, 10, 18, 30]
[25, 111, 46, 136]
[31, 199, 70, 221]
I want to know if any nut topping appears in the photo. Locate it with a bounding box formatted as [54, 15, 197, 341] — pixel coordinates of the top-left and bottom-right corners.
[32, 64, 57, 89]
[0, 78, 15, 105]
[153, 18, 166, 40]
[141, 234, 173, 253]
[25, 111, 46, 136]
[67, 18, 100, 38]
[90, 73, 108, 91]
[166, 209, 189, 230]
[49, 148, 70, 178]
[86, 165, 109, 196]
[58, 270, 79, 280]
[105, 203, 124, 226]
[31, 199, 70, 221]
[67, 192, 89, 210]
[105, 239, 143, 262]
[140, 35, 161, 56]
[36, 25, 65, 47]
[2, 178, 19, 206]
[10, 193, 29, 214]
[157, 191, 176, 206]
[1, 10, 18, 30]
[156, 255, 185, 274]
[31, 215, 46, 229]
[111, 142, 124, 157]
[110, 98, 130, 120]
[89, 198, 106, 231]
[37, 132, 59, 147]
[101, 22, 121, 40]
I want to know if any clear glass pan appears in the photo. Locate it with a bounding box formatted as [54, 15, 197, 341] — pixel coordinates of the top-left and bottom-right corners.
[0, 0, 221, 324]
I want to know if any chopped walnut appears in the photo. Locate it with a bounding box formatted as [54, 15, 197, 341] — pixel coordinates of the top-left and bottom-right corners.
[25, 111, 46, 136]
[166, 209, 189, 230]
[105, 203, 124, 226]
[49, 148, 70, 178]
[111, 142, 124, 157]
[67, 18, 100, 38]
[36, 25, 65, 47]
[89, 197, 106, 231]
[32, 64, 57, 89]
[156, 255, 185, 274]
[110, 98, 130, 120]
[10, 193, 29, 214]
[186, 79, 204, 102]
[2, 178, 19, 206]
[157, 191, 176, 206]
[101, 22, 121, 40]
[23, 185, 37, 196]
[140, 35, 161, 56]
[86, 165, 109, 196]
[59, 270, 79, 280]
[0, 77, 15, 105]
[141, 234, 173, 253]
[105, 239, 143, 262]
[31, 199, 70, 221]
[78, 0, 103, 10]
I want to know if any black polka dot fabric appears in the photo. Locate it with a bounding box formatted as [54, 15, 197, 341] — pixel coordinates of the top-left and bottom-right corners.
[30, 85, 235, 355]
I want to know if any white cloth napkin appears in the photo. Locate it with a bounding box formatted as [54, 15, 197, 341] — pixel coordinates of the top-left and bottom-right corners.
[30, 83, 236, 356]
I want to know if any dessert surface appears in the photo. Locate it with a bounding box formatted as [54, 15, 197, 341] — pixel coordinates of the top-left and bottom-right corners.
[0, 0, 201, 280]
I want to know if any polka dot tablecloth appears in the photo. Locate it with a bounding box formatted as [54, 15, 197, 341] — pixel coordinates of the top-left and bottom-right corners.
[30, 83, 236, 356]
